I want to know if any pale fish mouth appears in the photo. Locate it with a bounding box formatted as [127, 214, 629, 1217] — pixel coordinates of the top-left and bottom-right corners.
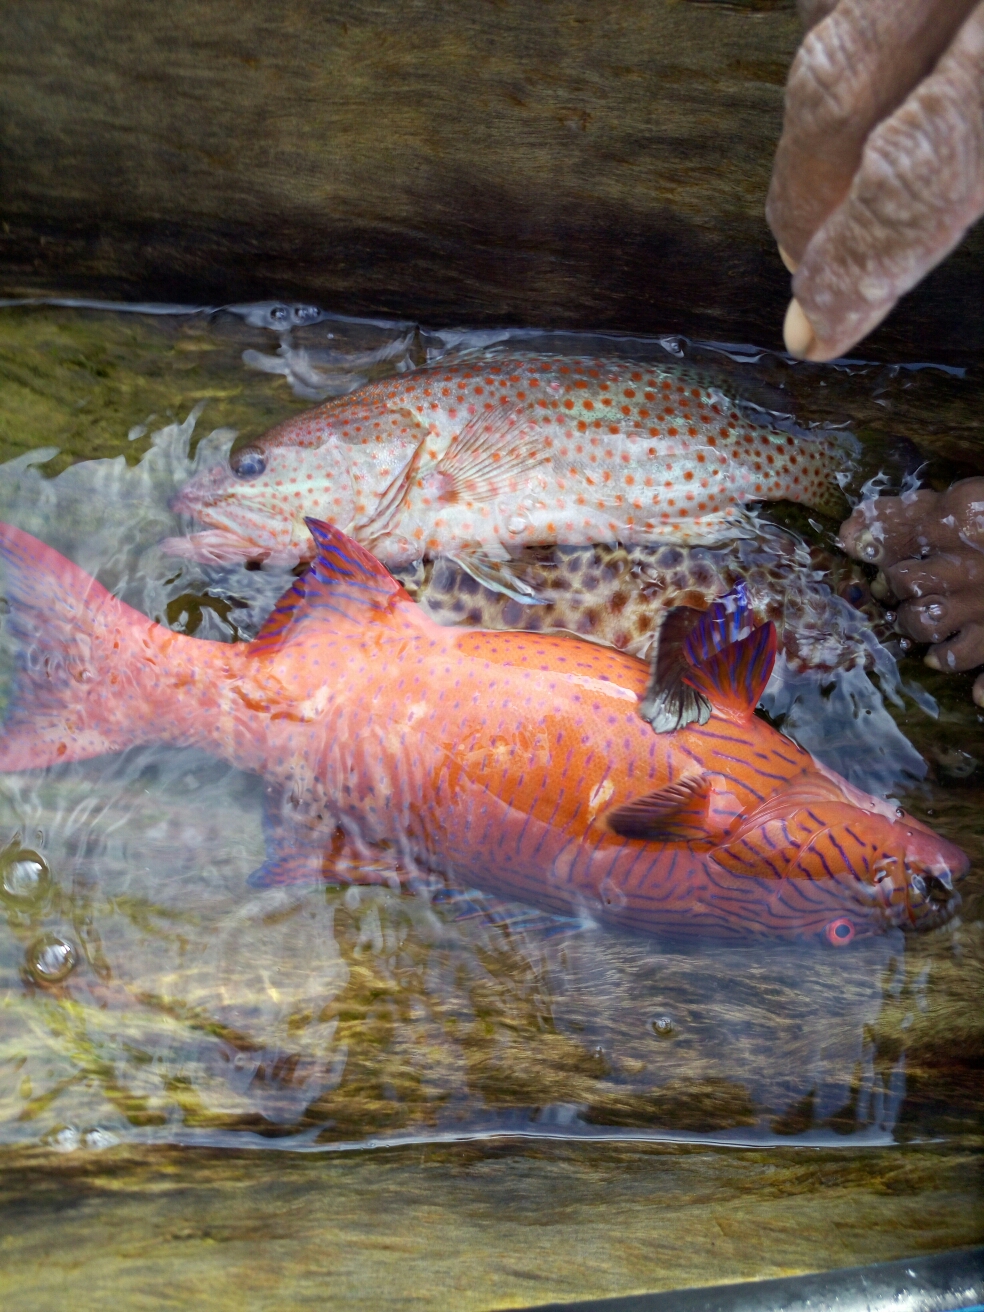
[170, 482, 217, 520]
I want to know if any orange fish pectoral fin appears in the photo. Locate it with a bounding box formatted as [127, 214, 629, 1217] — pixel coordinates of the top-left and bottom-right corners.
[250, 518, 423, 651]
[249, 784, 412, 891]
[427, 405, 549, 504]
[247, 844, 412, 890]
[605, 776, 713, 843]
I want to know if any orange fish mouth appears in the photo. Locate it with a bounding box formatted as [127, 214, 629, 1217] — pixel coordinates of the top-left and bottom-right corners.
[902, 865, 964, 933]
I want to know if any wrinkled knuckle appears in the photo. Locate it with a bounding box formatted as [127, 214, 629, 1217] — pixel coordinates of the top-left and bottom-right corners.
[786, 22, 864, 130]
[864, 78, 984, 217]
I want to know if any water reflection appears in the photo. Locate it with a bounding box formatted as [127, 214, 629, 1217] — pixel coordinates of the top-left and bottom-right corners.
[0, 739, 973, 1151]
[0, 305, 979, 1154]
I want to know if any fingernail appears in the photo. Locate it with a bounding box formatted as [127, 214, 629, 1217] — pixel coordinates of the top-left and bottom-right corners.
[783, 298, 816, 358]
[924, 650, 941, 670]
[778, 245, 798, 274]
[973, 673, 984, 708]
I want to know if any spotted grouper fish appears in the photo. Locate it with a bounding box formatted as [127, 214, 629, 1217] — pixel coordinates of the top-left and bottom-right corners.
[0, 519, 965, 945]
[163, 354, 854, 598]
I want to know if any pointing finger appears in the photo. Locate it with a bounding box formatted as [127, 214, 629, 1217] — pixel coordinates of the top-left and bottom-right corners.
[786, 4, 984, 361]
[767, 0, 980, 266]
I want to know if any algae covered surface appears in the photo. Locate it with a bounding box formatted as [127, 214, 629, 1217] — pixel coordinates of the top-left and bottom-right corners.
[0, 304, 981, 1305]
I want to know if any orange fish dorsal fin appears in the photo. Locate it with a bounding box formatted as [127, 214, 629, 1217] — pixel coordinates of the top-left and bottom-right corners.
[678, 587, 777, 722]
[606, 775, 712, 843]
[252, 518, 417, 650]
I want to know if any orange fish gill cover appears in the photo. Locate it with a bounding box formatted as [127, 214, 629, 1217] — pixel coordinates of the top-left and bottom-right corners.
[162, 353, 856, 597]
[0, 519, 967, 945]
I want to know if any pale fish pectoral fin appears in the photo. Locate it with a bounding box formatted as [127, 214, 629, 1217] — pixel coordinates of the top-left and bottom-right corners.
[350, 409, 431, 547]
[428, 404, 550, 504]
[446, 550, 547, 605]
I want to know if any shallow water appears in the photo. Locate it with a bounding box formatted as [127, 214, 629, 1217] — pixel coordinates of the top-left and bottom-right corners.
[0, 302, 981, 1302]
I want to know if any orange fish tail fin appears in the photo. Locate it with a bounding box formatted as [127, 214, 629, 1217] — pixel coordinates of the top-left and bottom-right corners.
[681, 585, 776, 722]
[0, 524, 166, 770]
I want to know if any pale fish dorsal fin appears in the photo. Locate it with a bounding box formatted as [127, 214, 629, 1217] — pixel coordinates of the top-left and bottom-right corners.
[251, 518, 418, 651]
[427, 404, 549, 504]
[605, 775, 712, 843]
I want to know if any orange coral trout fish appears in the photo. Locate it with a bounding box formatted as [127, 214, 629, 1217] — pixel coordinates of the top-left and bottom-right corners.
[0, 520, 966, 945]
[163, 354, 854, 595]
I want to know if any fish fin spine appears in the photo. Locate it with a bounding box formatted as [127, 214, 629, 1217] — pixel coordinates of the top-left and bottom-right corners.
[446, 550, 547, 604]
[0, 523, 174, 770]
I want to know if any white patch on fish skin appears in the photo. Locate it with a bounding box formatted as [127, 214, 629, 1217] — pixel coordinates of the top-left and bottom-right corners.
[551, 672, 639, 704]
[586, 777, 615, 824]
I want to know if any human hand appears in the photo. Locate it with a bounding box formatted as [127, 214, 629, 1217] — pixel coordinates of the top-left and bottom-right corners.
[767, 0, 984, 361]
[838, 477, 984, 705]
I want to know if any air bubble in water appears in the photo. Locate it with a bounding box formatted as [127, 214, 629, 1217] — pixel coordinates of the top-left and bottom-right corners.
[0, 846, 51, 905]
[26, 934, 77, 985]
[650, 1015, 675, 1038]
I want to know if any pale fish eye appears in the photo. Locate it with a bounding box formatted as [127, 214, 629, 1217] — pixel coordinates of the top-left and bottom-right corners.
[231, 446, 266, 478]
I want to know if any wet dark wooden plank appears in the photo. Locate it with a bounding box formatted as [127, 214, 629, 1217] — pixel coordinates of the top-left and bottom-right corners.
[1, 1, 981, 360]
[0, 1141, 981, 1310]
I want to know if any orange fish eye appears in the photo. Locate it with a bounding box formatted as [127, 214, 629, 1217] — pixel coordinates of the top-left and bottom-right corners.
[824, 918, 855, 946]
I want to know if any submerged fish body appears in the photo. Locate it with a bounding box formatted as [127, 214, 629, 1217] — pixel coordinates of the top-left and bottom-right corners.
[164, 354, 854, 572]
[0, 520, 966, 944]
[398, 536, 889, 675]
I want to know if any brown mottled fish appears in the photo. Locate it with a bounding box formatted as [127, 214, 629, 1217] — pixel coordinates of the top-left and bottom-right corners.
[394, 533, 889, 691]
